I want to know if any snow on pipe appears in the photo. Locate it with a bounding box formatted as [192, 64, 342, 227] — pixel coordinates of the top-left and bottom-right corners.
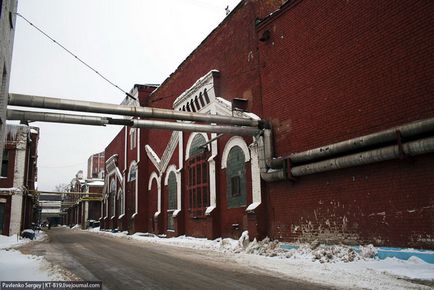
[8, 93, 262, 128]
[291, 136, 434, 177]
[7, 109, 261, 136]
[290, 117, 434, 164]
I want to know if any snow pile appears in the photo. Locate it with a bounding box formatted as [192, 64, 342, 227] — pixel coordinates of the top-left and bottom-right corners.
[0, 231, 66, 281]
[0, 249, 65, 281]
[0, 231, 46, 249]
[90, 228, 434, 288]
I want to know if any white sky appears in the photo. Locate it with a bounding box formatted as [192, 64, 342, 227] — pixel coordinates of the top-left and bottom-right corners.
[9, 0, 241, 191]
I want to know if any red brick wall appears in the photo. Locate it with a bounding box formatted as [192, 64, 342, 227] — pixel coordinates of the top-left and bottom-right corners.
[105, 128, 126, 173]
[258, 0, 434, 248]
[143, 0, 281, 238]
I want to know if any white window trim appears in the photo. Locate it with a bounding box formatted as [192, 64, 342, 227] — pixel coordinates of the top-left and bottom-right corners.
[185, 132, 210, 161]
[128, 160, 137, 182]
[185, 131, 217, 216]
[164, 164, 181, 212]
[129, 128, 137, 150]
[148, 171, 161, 218]
[221, 136, 251, 169]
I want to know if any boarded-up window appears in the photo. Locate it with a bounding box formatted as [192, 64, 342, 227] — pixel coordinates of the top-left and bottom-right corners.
[226, 146, 246, 208]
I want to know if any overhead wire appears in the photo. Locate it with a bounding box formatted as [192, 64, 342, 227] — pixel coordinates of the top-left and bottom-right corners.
[14, 12, 137, 101]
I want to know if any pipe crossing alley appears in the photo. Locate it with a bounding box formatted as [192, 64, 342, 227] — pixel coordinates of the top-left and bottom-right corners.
[7, 93, 434, 182]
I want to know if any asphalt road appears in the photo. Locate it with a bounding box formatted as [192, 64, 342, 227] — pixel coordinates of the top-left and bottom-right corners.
[21, 227, 333, 290]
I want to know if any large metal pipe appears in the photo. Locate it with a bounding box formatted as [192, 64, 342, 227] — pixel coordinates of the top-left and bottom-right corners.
[7, 109, 261, 136]
[8, 93, 262, 127]
[7, 109, 109, 126]
[132, 119, 260, 136]
[290, 117, 434, 164]
[291, 136, 434, 177]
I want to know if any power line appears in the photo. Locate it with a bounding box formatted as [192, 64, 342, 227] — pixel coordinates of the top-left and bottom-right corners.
[14, 12, 137, 101]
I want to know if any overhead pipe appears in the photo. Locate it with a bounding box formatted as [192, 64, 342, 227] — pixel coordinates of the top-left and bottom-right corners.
[291, 136, 434, 177]
[290, 117, 434, 164]
[8, 93, 263, 128]
[132, 119, 260, 136]
[7, 109, 261, 136]
[7, 109, 109, 126]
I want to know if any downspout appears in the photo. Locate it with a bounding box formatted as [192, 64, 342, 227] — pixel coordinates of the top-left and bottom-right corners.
[257, 126, 292, 182]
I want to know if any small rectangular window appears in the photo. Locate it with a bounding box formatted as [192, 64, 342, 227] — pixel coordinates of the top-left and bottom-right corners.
[231, 176, 241, 197]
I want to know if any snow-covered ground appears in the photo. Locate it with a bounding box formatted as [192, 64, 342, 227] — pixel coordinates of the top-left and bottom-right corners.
[0, 231, 66, 281]
[86, 227, 434, 290]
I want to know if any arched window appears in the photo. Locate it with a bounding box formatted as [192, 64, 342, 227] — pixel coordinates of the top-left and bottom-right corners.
[117, 189, 124, 215]
[167, 171, 177, 230]
[110, 179, 116, 217]
[187, 134, 209, 217]
[128, 161, 137, 182]
[226, 146, 247, 208]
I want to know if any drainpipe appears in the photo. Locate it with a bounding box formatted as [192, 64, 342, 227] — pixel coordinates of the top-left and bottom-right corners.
[257, 127, 292, 182]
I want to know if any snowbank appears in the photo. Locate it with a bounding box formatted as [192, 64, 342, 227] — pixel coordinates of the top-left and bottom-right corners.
[89, 228, 434, 289]
[0, 231, 66, 281]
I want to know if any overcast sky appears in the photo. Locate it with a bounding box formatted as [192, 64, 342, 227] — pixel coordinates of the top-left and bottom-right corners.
[9, 0, 241, 191]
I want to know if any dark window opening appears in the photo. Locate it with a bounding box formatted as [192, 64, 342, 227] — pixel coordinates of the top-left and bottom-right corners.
[199, 93, 205, 107]
[231, 176, 241, 197]
[1, 150, 9, 177]
[204, 89, 210, 104]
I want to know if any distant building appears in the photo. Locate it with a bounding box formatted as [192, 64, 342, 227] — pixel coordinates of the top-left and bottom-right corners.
[0, 0, 18, 166]
[0, 124, 39, 236]
[87, 152, 105, 179]
[64, 154, 104, 228]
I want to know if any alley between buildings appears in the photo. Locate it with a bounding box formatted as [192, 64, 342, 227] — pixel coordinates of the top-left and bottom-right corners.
[19, 227, 330, 290]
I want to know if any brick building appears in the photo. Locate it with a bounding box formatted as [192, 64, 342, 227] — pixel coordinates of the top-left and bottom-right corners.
[0, 0, 18, 165]
[100, 0, 434, 249]
[87, 152, 104, 179]
[64, 155, 104, 228]
[0, 124, 39, 236]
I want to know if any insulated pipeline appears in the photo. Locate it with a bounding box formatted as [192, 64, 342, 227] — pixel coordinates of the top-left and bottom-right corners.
[132, 119, 260, 136]
[7, 109, 109, 126]
[291, 136, 434, 177]
[8, 93, 261, 127]
[290, 117, 434, 164]
[6, 109, 261, 136]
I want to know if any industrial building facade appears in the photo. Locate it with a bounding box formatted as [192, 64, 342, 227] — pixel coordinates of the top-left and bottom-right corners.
[0, 124, 39, 236]
[98, 0, 434, 249]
